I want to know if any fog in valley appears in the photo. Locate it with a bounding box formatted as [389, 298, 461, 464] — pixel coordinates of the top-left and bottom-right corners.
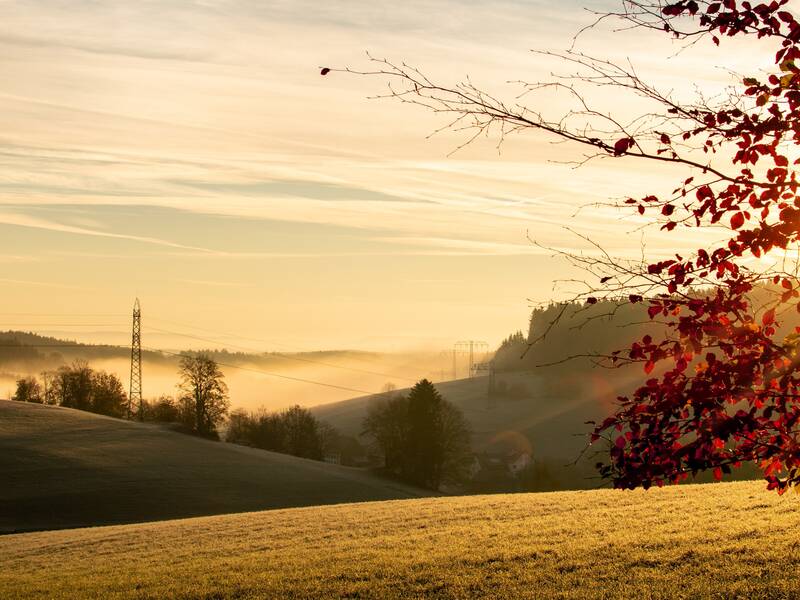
[0, 349, 469, 411]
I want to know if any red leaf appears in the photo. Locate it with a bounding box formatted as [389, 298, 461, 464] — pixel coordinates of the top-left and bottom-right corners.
[320, 67, 331, 76]
[613, 138, 634, 156]
[644, 360, 655, 374]
[762, 308, 775, 326]
[713, 467, 722, 481]
[730, 212, 745, 230]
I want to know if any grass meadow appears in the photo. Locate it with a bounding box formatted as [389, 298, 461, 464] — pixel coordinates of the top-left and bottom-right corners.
[3, 480, 799, 599]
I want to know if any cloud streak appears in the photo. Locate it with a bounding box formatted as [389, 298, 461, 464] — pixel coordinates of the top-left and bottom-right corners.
[0, 212, 220, 254]
[0, 0, 772, 350]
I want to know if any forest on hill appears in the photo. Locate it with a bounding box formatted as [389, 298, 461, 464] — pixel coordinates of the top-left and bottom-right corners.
[494, 285, 798, 392]
[0, 331, 389, 371]
[0, 331, 170, 371]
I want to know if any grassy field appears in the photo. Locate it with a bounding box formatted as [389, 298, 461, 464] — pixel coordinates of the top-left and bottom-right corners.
[0, 400, 428, 533]
[2, 480, 799, 599]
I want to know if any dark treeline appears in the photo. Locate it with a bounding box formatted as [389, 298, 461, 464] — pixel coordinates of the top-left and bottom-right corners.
[226, 405, 365, 465]
[12, 361, 128, 418]
[491, 302, 655, 374]
[495, 286, 800, 375]
[362, 379, 472, 490]
[139, 395, 189, 425]
[488, 301, 662, 400]
[0, 331, 390, 376]
[0, 331, 171, 371]
[12, 354, 232, 440]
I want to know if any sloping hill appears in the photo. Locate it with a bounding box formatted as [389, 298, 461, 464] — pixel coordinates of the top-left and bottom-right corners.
[0, 400, 429, 533]
[1, 481, 797, 598]
[313, 372, 610, 461]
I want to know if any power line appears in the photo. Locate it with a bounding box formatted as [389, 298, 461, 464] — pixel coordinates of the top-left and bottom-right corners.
[2, 313, 436, 376]
[148, 316, 300, 351]
[144, 324, 417, 383]
[0, 344, 116, 348]
[148, 315, 431, 371]
[0, 323, 125, 327]
[0, 309, 428, 394]
[454, 340, 489, 378]
[0, 340, 376, 395]
[0, 312, 127, 317]
[147, 346, 375, 395]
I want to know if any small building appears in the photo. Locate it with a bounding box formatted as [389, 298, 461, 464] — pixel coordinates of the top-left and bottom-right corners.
[470, 450, 533, 480]
[323, 453, 341, 465]
[507, 451, 532, 476]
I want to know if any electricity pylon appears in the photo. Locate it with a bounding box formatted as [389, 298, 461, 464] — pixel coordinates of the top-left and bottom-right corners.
[454, 340, 489, 378]
[129, 298, 142, 420]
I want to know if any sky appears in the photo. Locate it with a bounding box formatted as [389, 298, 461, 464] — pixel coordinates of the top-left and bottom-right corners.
[0, 0, 776, 353]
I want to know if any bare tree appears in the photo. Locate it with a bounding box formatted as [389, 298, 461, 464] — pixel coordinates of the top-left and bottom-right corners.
[177, 355, 230, 438]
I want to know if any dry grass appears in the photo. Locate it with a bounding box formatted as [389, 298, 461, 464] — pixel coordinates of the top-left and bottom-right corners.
[3, 480, 800, 599]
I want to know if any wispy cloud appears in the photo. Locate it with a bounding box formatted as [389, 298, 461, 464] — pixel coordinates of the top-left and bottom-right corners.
[374, 235, 543, 256]
[0, 0, 770, 350]
[0, 212, 219, 254]
[175, 278, 252, 288]
[0, 277, 90, 290]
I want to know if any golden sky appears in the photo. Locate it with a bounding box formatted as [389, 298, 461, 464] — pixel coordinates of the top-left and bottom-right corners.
[0, 0, 776, 351]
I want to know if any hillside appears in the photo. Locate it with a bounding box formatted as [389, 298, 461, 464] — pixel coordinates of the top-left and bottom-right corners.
[0, 400, 429, 533]
[313, 372, 611, 461]
[2, 480, 797, 598]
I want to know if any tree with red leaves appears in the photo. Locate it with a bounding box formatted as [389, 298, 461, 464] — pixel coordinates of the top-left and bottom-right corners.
[340, 1, 800, 493]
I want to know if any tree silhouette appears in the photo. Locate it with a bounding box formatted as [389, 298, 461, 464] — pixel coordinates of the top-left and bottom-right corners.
[90, 371, 127, 418]
[13, 377, 42, 403]
[224, 405, 337, 461]
[177, 355, 230, 438]
[406, 379, 446, 488]
[54, 361, 93, 412]
[342, 1, 800, 492]
[363, 392, 409, 473]
[17, 364, 126, 417]
[363, 379, 471, 489]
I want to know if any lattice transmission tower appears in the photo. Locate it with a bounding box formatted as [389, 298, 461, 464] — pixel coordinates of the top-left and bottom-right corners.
[129, 298, 143, 420]
[454, 340, 489, 378]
